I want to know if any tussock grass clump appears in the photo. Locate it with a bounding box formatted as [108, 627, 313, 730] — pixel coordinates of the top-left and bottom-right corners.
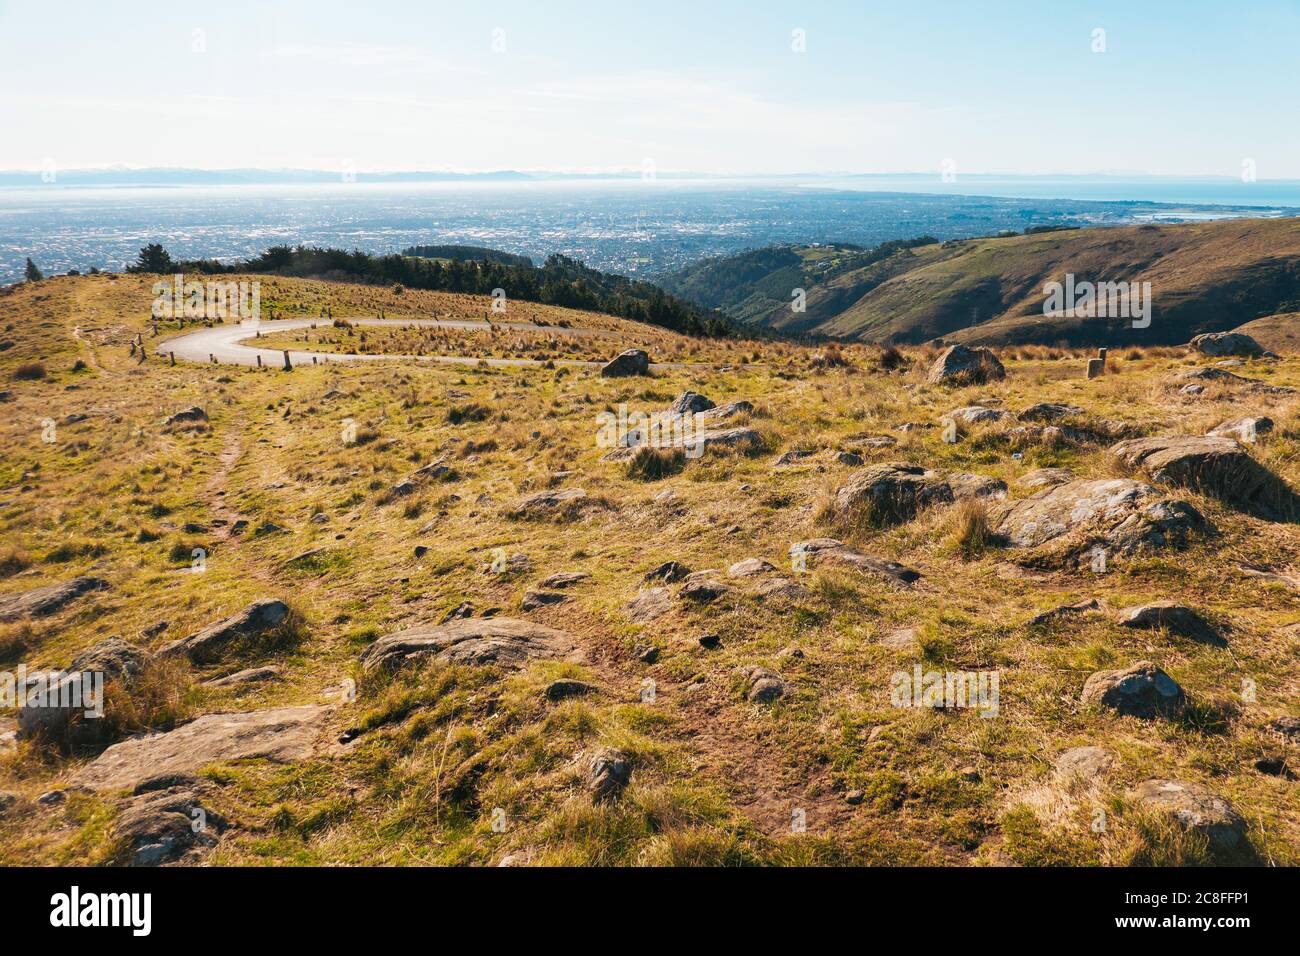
[626, 446, 686, 481]
[13, 361, 46, 380]
[0, 547, 31, 579]
[0, 623, 34, 664]
[101, 657, 196, 741]
[446, 403, 492, 425]
[944, 499, 990, 561]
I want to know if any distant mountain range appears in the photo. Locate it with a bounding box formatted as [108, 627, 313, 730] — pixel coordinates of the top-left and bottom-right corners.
[659, 218, 1300, 347]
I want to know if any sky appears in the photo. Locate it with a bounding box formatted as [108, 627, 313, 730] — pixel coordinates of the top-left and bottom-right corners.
[2, 0, 1299, 177]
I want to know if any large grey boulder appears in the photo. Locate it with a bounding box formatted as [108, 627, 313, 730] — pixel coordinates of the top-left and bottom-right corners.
[1190, 332, 1265, 358]
[74, 705, 333, 791]
[359, 617, 577, 672]
[988, 478, 1209, 557]
[70, 637, 147, 683]
[600, 349, 650, 378]
[666, 391, 715, 416]
[1110, 434, 1298, 520]
[0, 576, 108, 622]
[113, 787, 226, 866]
[1118, 602, 1225, 647]
[1082, 661, 1185, 718]
[156, 599, 292, 665]
[1207, 416, 1273, 443]
[1130, 779, 1251, 859]
[926, 344, 1005, 385]
[587, 748, 633, 801]
[831, 463, 953, 526]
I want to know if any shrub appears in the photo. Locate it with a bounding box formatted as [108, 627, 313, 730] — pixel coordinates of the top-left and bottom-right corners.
[626, 446, 686, 481]
[13, 362, 46, 380]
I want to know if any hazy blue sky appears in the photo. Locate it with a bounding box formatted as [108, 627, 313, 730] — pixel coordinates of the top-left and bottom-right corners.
[2, 0, 1298, 176]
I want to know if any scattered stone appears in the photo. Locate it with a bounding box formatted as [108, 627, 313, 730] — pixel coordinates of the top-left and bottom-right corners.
[600, 349, 650, 378]
[162, 406, 208, 427]
[1028, 599, 1102, 627]
[697, 633, 721, 650]
[946, 405, 1007, 424]
[1175, 366, 1294, 394]
[680, 577, 729, 602]
[1054, 746, 1113, 783]
[439, 601, 476, 624]
[156, 599, 291, 665]
[1130, 779, 1250, 858]
[1110, 434, 1297, 520]
[1118, 602, 1225, 647]
[666, 391, 715, 416]
[538, 571, 589, 589]
[203, 666, 282, 687]
[777, 646, 804, 660]
[587, 748, 633, 800]
[544, 679, 595, 702]
[882, 627, 916, 650]
[1207, 415, 1273, 443]
[360, 618, 577, 672]
[740, 666, 785, 703]
[506, 488, 594, 520]
[837, 451, 864, 466]
[626, 587, 673, 623]
[988, 478, 1209, 556]
[74, 705, 333, 791]
[1266, 715, 1300, 740]
[830, 463, 953, 526]
[0, 576, 109, 623]
[754, 578, 811, 601]
[635, 645, 660, 664]
[845, 789, 865, 805]
[37, 790, 66, 806]
[1190, 331, 1265, 358]
[926, 344, 1006, 385]
[1255, 756, 1290, 778]
[113, 787, 225, 866]
[1082, 661, 1185, 719]
[695, 400, 754, 423]
[521, 589, 568, 611]
[1019, 403, 1084, 423]
[947, 473, 1008, 500]
[774, 449, 816, 466]
[790, 538, 921, 587]
[728, 558, 775, 577]
[413, 544, 429, 558]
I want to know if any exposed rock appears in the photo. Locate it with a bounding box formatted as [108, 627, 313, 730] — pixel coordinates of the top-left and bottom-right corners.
[837, 451, 864, 466]
[70, 637, 147, 684]
[1267, 715, 1300, 740]
[1054, 746, 1113, 782]
[506, 488, 596, 520]
[1028, 598, 1101, 627]
[1019, 403, 1084, 423]
[695, 400, 754, 423]
[697, 633, 721, 649]
[1130, 779, 1250, 859]
[754, 578, 811, 601]
[679, 576, 730, 603]
[156, 599, 291, 665]
[74, 705, 333, 791]
[635, 645, 660, 664]
[203, 666, 282, 687]
[0, 576, 108, 622]
[521, 590, 567, 611]
[544, 679, 595, 702]
[666, 391, 715, 416]
[988, 478, 1209, 556]
[359, 618, 577, 672]
[882, 627, 917, 650]
[946, 405, 1007, 424]
[774, 449, 816, 466]
[1118, 602, 1225, 647]
[1207, 415, 1273, 443]
[644, 561, 689, 583]
[1110, 434, 1297, 520]
[600, 349, 650, 378]
[739, 666, 786, 703]
[831, 463, 953, 526]
[587, 748, 632, 801]
[947, 473, 1008, 500]
[1190, 331, 1265, 358]
[1082, 661, 1185, 718]
[439, 601, 476, 623]
[926, 344, 1006, 385]
[1017, 467, 1074, 490]
[728, 558, 775, 577]
[790, 538, 921, 587]
[1175, 366, 1294, 394]
[538, 571, 589, 589]
[162, 406, 208, 427]
[113, 787, 226, 866]
[626, 587, 672, 623]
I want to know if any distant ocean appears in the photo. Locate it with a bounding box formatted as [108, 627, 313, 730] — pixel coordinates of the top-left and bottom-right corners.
[1, 176, 1295, 285]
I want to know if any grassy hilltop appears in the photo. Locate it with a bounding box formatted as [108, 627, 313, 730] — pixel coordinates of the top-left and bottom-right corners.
[0, 271, 1298, 866]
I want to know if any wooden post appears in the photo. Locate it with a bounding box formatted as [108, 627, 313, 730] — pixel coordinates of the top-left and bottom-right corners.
[170, 352, 176, 366]
[210, 353, 216, 364]
[283, 350, 292, 371]
[256, 354, 262, 367]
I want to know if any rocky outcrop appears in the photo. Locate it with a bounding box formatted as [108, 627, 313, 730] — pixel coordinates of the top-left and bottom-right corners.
[1190, 331, 1265, 358]
[0, 576, 108, 622]
[988, 478, 1209, 557]
[113, 786, 226, 866]
[1206, 415, 1273, 443]
[600, 349, 650, 378]
[666, 391, 715, 416]
[74, 705, 333, 791]
[156, 599, 292, 665]
[1130, 779, 1251, 860]
[789, 538, 920, 587]
[1118, 602, 1225, 647]
[831, 463, 954, 526]
[926, 344, 1005, 385]
[625, 587, 672, 623]
[1110, 434, 1298, 520]
[359, 618, 577, 672]
[1082, 661, 1185, 718]
[506, 488, 601, 520]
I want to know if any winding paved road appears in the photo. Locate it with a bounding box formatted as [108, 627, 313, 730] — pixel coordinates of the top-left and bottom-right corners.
[154, 317, 699, 370]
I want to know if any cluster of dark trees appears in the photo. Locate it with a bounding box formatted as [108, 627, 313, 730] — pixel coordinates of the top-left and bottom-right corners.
[400, 244, 534, 268]
[128, 243, 735, 338]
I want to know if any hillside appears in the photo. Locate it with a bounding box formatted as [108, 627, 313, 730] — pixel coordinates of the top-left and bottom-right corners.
[1, 272, 1299, 867]
[662, 219, 1300, 347]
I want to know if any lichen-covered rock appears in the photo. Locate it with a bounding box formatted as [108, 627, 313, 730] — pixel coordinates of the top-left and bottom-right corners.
[831, 463, 953, 526]
[156, 599, 291, 665]
[587, 748, 632, 801]
[0, 576, 108, 623]
[666, 391, 715, 416]
[1082, 661, 1185, 718]
[1190, 331, 1265, 358]
[359, 618, 577, 672]
[789, 538, 920, 587]
[1206, 415, 1273, 443]
[600, 349, 650, 378]
[113, 787, 226, 866]
[926, 344, 1005, 385]
[1130, 779, 1251, 859]
[1118, 602, 1225, 647]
